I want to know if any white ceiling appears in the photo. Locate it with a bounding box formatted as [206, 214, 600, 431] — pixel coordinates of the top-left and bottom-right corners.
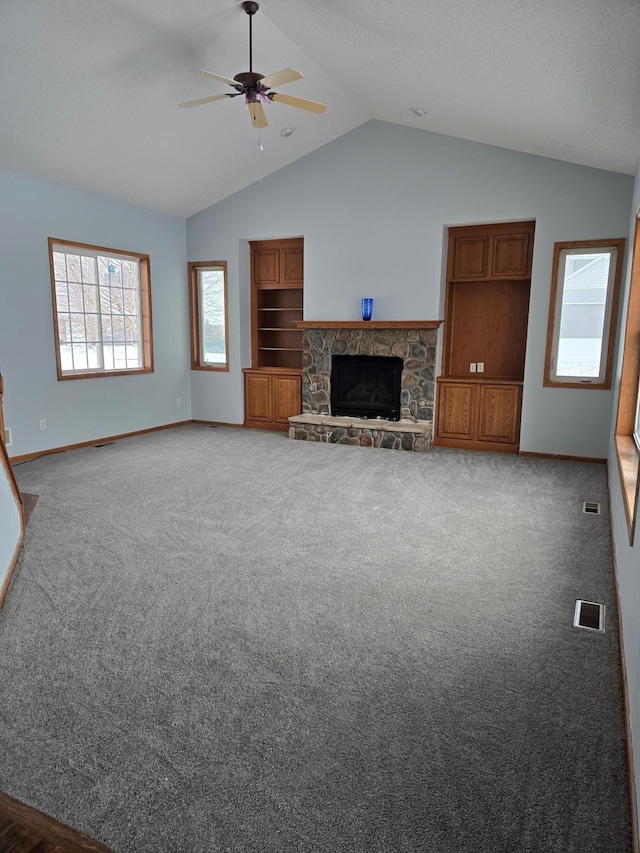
[1, 0, 639, 218]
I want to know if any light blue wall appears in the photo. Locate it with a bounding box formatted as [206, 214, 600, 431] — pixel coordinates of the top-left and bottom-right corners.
[187, 120, 633, 456]
[608, 163, 640, 831]
[0, 456, 21, 592]
[0, 170, 190, 457]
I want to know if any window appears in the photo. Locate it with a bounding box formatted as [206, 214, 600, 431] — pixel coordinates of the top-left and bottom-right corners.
[615, 213, 640, 544]
[49, 239, 153, 379]
[188, 261, 229, 371]
[544, 239, 624, 388]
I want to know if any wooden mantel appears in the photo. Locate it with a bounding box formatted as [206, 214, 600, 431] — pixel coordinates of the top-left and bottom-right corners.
[294, 320, 442, 329]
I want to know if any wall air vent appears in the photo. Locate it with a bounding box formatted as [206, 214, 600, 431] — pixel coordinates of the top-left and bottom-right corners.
[4, 427, 12, 447]
[573, 600, 605, 632]
[583, 501, 600, 514]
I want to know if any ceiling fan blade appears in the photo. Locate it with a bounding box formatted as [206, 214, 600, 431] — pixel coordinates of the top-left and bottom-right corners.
[190, 69, 240, 88]
[269, 92, 327, 114]
[178, 93, 235, 109]
[248, 101, 268, 128]
[259, 67, 304, 90]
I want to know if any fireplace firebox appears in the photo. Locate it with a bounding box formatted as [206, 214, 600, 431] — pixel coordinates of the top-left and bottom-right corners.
[330, 354, 403, 420]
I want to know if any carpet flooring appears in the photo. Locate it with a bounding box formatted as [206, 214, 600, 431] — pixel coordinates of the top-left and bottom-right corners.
[0, 425, 632, 852]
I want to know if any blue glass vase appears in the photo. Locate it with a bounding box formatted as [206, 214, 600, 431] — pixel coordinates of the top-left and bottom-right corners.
[361, 298, 373, 321]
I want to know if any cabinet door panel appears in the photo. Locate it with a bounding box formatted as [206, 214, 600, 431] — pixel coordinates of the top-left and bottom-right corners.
[478, 385, 521, 444]
[452, 237, 490, 279]
[274, 375, 301, 423]
[254, 249, 280, 286]
[244, 373, 272, 421]
[282, 246, 303, 285]
[492, 233, 532, 278]
[437, 383, 477, 440]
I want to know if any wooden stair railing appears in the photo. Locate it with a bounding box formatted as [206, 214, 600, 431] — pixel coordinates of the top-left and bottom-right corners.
[0, 373, 25, 607]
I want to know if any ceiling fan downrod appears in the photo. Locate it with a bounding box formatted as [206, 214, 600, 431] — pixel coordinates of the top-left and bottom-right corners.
[242, 1, 259, 73]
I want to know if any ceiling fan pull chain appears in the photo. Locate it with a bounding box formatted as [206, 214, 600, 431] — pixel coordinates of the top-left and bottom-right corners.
[257, 129, 264, 185]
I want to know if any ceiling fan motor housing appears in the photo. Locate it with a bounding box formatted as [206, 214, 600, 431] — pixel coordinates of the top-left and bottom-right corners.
[234, 71, 264, 89]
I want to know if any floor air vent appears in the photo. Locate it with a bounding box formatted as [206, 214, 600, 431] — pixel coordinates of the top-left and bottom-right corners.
[573, 600, 605, 632]
[583, 501, 600, 514]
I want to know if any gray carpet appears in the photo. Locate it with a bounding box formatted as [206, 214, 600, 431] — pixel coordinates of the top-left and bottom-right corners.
[0, 425, 632, 852]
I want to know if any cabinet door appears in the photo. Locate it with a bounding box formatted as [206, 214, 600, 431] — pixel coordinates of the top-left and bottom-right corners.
[478, 385, 521, 444]
[282, 246, 303, 285]
[437, 383, 478, 440]
[273, 374, 301, 423]
[244, 373, 272, 422]
[491, 233, 532, 279]
[452, 236, 490, 279]
[253, 249, 280, 287]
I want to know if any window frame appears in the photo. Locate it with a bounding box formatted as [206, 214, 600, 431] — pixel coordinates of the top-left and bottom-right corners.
[48, 238, 153, 381]
[543, 238, 625, 390]
[615, 213, 640, 544]
[188, 261, 229, 372]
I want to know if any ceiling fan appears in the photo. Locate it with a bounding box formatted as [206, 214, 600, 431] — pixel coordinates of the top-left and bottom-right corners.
[179, 1, 327, 128]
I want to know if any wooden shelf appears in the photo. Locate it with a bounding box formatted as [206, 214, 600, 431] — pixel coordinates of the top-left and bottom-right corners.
[439, 376, 524, 385]
[259, 346, 302, 352]
[243, 366, 301, 375]
[259, 327, 301, 332]
[294, 320, 442, 329]
[259, 307, 302, 312]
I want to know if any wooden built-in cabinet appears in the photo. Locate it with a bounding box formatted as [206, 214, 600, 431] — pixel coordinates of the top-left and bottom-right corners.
[437, 379, 522, 450]
[243, 238, 303, 431]
[244, 371, 302, 429]
[435, 221, 535, 454]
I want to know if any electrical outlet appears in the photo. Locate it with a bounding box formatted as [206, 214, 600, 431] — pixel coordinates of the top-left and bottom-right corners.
[176, 397, 182, 407]
[40, 419, 47, 430]
[4, 427, 12, 447]
[477, 362, 485, 373]
[469, 363, 477, 373]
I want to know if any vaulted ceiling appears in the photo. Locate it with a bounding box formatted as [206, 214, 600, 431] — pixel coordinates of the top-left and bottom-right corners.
[2, 0, 639, 218]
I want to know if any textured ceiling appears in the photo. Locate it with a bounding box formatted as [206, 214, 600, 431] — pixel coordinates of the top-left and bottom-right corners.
[1, 0, 639, 218]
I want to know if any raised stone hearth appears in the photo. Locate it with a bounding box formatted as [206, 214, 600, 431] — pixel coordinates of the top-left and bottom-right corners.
[288, 321, 441, 452]
[289, 414, 432, 451]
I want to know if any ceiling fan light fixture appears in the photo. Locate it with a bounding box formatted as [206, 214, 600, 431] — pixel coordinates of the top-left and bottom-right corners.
[410, 107, 427, 117]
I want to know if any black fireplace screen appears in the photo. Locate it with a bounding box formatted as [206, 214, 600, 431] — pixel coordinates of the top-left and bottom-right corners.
[330, 354, 403, 420]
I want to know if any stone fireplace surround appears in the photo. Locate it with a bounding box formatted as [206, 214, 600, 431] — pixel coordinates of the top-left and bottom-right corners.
[288, 321, 441, 452]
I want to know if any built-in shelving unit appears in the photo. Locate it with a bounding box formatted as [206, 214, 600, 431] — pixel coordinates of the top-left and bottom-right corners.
[251, 240, 303, 371]
[244, 238, 304, 430]
[435, 220, 535, 453]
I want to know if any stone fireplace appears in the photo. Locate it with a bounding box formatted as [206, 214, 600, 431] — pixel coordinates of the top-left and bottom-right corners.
[289, 322, 441, 451]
